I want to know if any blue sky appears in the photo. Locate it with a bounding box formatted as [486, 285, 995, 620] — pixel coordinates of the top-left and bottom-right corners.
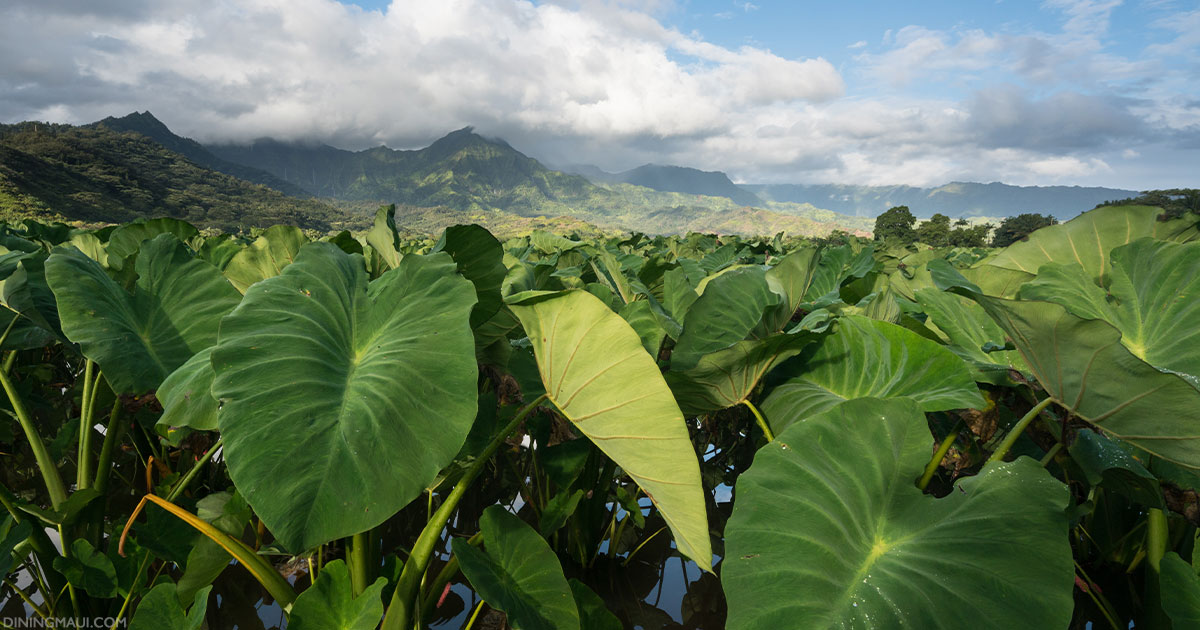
[2, 0, 1198, 188]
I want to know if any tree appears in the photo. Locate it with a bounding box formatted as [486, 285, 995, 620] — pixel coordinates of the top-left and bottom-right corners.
[874, 205, 916, 242]
[948, 219, 992, 248]
[991, 213, 1057, 247]
[916, 213, 952, 246]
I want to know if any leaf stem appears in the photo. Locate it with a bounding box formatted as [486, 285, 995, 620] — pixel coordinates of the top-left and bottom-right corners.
[348, 530, 370, 597]
[1147, 508, 1168, 572]
[622, 526, 668, 568]
[918, 425, 960, 491]
[420, 532, 481, 622]
[382, 393, 548, 630]
[462, 599, 485, 630]
[165, 438, 222, 502]
[119, 493, 296, 607]
[0, 351, 68, 509]
[76, 360, 95, 490]
[986, 397, 1054, 464]
[741, 399, 773, 442]
[92, 400, 124, 496]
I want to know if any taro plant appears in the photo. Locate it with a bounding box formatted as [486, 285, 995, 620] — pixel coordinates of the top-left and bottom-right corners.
[0, 204, 1199, 629]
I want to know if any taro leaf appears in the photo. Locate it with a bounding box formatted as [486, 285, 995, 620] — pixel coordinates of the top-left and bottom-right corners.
[69, 233, 109, 266]
[212, 244, 478, 551]
[454, 506, 579, 630]
[46, 234, 242, 394]
[886, 248, 943, 301]
[3, 253, 67, 343]
[914, 287, 1029, 385]
[568, 579, 622, 630]
[196, 234, 243, 270]
[326, 230, 364, 255]
[531, 230, 583, 254]
[509, 290, 712, 570]
[223, 225, 308, 293]
[129, 583, 211, 630]
[762, 247, 819, 333]
[19, 488, 101, 527]
[290, 560, 386, 630]
[810, 244, 875, 298]
[761, 316, 984, 434]
[432, 224, 506, 328]
[618, 300, 666, 357]
[106, 218, 200, 264]
[156, 347, 218, 445]
[661, 267, 699, 329]
[665, 333, 814, 416]
[1068, 430, 1163, 509]
[540, 439, 593, 490]
[673, 267, 778, 371]
[176, 491, 252, 604]
[1018, 238, 1200, 381]
[366, 205, 403, 271]
[1161, 552, 1200, 627]
[987, 205, 1200, 281]
[934, 261, 1200, 468]
[539, 489, 585, 536]
[723, 398, 1073, 629]
[591, 251, 635, 305]
[0, 517, 32, 575]
[960, 264, 1033, 299]
[53, 539, 117, 598]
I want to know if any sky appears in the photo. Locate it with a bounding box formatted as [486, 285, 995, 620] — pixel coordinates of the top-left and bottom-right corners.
[2, 0, 1198, 189]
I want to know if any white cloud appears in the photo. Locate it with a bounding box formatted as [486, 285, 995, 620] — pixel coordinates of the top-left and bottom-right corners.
[0, 0, 842, 148]
[0, 0, 1195, 189]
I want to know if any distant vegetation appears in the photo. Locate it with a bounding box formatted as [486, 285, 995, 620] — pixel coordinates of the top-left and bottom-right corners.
[1098, 188, 1200, 220]
[0, 122, 351, 231]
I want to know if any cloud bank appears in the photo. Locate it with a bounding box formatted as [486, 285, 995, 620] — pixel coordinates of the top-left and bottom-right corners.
[0, 0, 1196, 188]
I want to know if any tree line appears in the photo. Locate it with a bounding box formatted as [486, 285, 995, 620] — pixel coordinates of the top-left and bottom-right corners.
[872, 205, 1056, 248]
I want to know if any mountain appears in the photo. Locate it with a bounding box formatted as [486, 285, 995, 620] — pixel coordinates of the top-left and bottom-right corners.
[745, 181, 1139, 221]
[0, 121, 352, 230]
[209, 128, 869, 236]
[92, 112, 312, 198]
[566, 163, 763, 207]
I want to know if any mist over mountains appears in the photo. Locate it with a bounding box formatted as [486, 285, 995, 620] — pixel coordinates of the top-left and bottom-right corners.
[0, 111, 1143, 233]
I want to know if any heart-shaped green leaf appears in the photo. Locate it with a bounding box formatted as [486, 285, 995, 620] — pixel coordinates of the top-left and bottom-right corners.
[569, 579, 622, 630]
[935, 261, 1200, 467]
[1018, 238, 1200, 381]
[156, 347, 218, 444]
[510, 290, 712, 571]
[432, 224, 506, 328]
[723, 398, 1073, 629]
[106, 218, 200, 264]
[1161, 552, 1200, 627]
[673, 267, 777, 370]
[46, 233, 242, 394]
[212, 243, 478, 551]
[987, 205, 1199, 281]
[290, 560, 386, 630]
[53, 539, 117, 598]
[761, 316, 984, 434]
[365, 205, 402, 271]
[223, 225, 308, 293]
[128, 583, 211, 630]
[914, 287, 1029, 385]
[454, 506, 579, 630]
[666, 333, 814, 416]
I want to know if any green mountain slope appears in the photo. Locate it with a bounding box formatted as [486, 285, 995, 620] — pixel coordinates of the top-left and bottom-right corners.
[210, 128, 868, 236]
[92, 112, 313, 198]
[0, 122, 351, 231]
